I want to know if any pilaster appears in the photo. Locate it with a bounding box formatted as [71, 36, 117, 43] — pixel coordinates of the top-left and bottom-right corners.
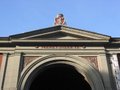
[98, 53, 112, 90]
[3, 53, 22, 90]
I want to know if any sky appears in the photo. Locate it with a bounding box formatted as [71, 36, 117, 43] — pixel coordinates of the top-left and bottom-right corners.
[0, 0, 120, 37]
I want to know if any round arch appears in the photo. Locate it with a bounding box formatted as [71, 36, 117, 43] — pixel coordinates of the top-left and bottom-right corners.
[17, 55, 105, 90]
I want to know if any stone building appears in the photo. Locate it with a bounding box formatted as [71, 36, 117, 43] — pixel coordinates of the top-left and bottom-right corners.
[0, 15, 120, 90]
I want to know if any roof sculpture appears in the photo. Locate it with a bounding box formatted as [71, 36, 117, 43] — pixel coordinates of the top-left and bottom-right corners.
[54, 14, 66, 26]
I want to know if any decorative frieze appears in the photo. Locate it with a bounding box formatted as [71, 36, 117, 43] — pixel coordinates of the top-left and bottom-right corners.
[80, 56, 98, 68]
[110, 54, 120, 90]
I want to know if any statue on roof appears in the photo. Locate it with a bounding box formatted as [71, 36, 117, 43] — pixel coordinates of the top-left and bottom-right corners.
[54, 14, 67, 26]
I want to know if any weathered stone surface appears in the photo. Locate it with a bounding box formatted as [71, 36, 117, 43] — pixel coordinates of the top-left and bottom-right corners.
[80, 56, 98, 68]
[24, 56, 39, 67]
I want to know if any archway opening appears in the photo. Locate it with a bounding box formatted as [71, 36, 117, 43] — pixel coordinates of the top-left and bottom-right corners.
[29, 64, 92, 90]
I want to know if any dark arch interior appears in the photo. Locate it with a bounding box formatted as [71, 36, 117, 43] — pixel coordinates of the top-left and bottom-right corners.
[29, 64, 92, 90]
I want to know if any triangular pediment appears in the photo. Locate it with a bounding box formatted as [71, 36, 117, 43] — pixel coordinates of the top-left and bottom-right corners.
[26, 31, 94, 40]
[10, 25, 111, 41]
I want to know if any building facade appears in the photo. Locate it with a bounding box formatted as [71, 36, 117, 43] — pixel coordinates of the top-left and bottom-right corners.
[0, 25, 120, 90]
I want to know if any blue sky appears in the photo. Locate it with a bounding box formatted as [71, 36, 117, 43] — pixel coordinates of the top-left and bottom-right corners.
[0, 0, 120, 37]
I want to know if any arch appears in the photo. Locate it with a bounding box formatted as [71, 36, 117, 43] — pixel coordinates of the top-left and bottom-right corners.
[17, 55, 105, 90]
[30, 63, 92, 90]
